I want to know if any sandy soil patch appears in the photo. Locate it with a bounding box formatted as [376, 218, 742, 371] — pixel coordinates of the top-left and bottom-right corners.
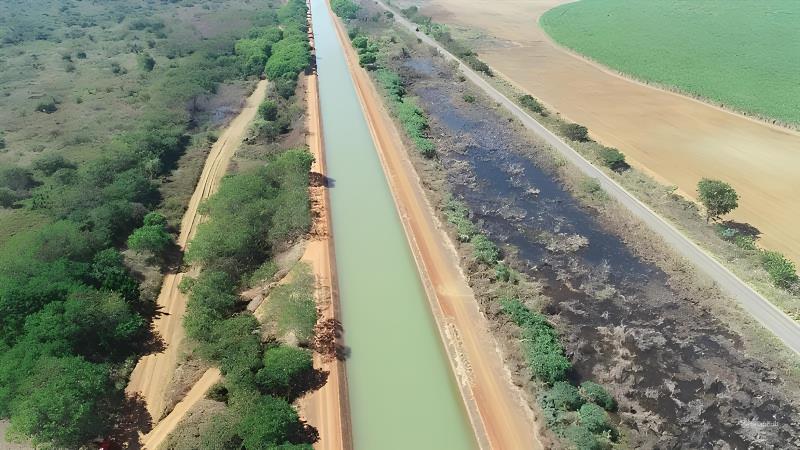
[413, 0, 800, 267]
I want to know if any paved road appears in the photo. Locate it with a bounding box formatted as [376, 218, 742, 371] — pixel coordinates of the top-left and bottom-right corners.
[377, 0, 800, 355]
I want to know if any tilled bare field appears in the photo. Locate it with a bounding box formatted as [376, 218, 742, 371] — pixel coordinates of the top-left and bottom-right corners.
[389, 50, 800, 448]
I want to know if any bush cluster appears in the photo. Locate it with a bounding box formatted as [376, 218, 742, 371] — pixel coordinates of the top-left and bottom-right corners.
[502, 298, 618, 448]
[597, 147, 628, 172]
[332, 0, 360, 19]
[500, 298, 571, 383]
[761, 250, 799, 289]
[519, 94, 545, 114]
[180, 151, 315, 447]
[361, 37, 435, 157]
[561, 122, 590, 142]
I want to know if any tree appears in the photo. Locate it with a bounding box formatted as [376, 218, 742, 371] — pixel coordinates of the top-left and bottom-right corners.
[259, 100, 279, 121]
[127, 216, 173, 254]
[142, 211, 167, 227]
[696, 178, 738, 221]
[8, 356, 112, 448]
[561, 123, 589, 142]
[237, 395, 303, 449]
[539, 381, 584, 411]
[256, 346, 313, 398]
[564, 425, 602, 450]
[580, 381, 616, 411]
[578, 403, 611, 433]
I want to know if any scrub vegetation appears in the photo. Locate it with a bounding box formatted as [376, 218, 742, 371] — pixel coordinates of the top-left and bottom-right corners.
[170, 0, 317, 448]
[0, 0, 280, 446]
[344, 24, 436, 158]
[0, 0, 315, 447]
[540, 0, 800, 127]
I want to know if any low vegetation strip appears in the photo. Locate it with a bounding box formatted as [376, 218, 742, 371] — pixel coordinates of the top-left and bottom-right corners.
[167, 0, 322, 448]
[540, 0, 800, 126]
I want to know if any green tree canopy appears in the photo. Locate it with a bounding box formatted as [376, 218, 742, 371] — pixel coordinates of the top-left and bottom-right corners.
[697, 178, 739, 221]
[256, 346, 313, 397]
[580, 381, 616, 411]
[237, 396, 303, 450]
[7, 356, 112, 448]
[578, 403, 611, 433]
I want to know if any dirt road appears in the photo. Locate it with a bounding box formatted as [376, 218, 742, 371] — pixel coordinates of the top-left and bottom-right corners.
[126, 79, 268, 423]
[330, 6, 543, 448]
[414, 0, 800, 267]
[378, 1, 800, 355]
[295, 70, 351, 450]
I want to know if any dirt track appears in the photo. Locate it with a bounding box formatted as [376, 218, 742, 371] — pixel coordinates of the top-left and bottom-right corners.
[296, 71, 350, 450]
[126, 79, 268, 425]
[416, 0, 800, 266]
[331, 8, 543, 449]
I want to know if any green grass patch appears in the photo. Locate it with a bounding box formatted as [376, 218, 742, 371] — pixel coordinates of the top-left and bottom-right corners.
[263, 263, 318, 345]
[541, 0, 800, 125]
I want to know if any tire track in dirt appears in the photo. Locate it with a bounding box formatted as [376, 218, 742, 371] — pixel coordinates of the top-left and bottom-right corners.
[126, 79, 268, 427]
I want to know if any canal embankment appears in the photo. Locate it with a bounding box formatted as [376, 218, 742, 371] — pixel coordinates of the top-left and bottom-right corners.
[309, 0, 478, 447]
[348, 12, 800, 447]
[325, 1, 545, 448]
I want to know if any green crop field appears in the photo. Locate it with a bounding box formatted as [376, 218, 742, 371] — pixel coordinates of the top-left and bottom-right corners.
[540, 0, 800, 126]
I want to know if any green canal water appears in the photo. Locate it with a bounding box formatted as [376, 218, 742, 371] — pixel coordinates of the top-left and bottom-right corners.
[309, 0, 477, 448]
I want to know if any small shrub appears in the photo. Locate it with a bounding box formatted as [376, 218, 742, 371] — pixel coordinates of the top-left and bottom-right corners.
[137, 53, 156, 72]
[462, 93, 476, 103]
[519, 94, 544, 114]
[36, 98, 58, 113]
[561, 123, 589, 142]
[500, 298, 572, 383]
[540, 381, 584, 411]
[597, 147, 628, 172]
[761, 250, 798, 289]
[256, 346, 313, 397]
[579, 403, 611, 433]
[564, 425, 603, 450]
[472, 234, 499, 265]
[32, 154, 76, 176]
[258, 100, 279, 121]
[495, 262, 512, 282]
[462, 54, 492, 76]
[206, 382, 229, 402]
[331, 0, 359, 19]
[579, 381, 616, 411]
